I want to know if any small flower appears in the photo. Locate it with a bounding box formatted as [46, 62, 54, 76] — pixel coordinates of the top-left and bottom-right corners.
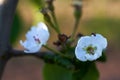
[75, 34, 107, 61]
[20, 22, 50, 53]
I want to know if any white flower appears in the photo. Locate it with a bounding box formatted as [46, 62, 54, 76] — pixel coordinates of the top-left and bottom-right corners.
[20, 22, 50, 53]
[75, 34, 107, 61]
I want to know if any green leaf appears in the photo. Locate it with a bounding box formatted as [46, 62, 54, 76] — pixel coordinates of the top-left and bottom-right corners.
[81, 63, 99, 80]
[72, 62, 99, 80]
[43, 63, 73, 80]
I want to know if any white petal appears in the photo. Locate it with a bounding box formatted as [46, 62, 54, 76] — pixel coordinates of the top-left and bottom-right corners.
[36, 23, 50, 44]
[94, 47, 103, 58]
[20, 40, 42, 53]
[20, 22, 50, 53]
[37, 22, 49, 31]
[24, 44, 42, 53]
[91, 34, 107, 49]
[25, 27, 37, 41]
[75, 46, 87, 61]
[77, 36, 92, 47]
[85, 54, 95, 61]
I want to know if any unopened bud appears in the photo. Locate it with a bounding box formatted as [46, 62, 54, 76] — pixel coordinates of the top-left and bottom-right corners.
[53, 41, 61, 46]
[40, 8, 49, 15]
[72, 0, 82, 7]
[58, 34, 69, 43]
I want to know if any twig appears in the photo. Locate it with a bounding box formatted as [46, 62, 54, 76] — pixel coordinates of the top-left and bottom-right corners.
[9, 48, 52, 59]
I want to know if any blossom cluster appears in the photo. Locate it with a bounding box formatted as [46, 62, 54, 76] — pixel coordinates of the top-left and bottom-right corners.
[20, 22, 107, 61]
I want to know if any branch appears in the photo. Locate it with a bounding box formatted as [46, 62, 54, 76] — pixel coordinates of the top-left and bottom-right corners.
[8, 48, 74, 69]
[9, 49, 52, 59]
[0, 0, 18, 56]
[0, 0, 18, 79]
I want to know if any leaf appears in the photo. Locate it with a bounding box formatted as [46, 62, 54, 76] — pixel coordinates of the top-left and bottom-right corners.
[81, 62, 99, 80]
[72, 62, 99, 80]
[43, 63, 73, 80]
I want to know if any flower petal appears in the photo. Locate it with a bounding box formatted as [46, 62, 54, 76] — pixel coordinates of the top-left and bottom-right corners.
[91, 34, 107, 49]
[24, 44, 42, 53]
[36, 23, 50, 44]
[75, 46, 87, 61]
[37, 22, 49, 31]
[20, 22, 50, 53]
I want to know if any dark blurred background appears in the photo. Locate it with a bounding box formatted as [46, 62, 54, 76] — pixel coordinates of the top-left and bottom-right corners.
[1, 0, 120, 80]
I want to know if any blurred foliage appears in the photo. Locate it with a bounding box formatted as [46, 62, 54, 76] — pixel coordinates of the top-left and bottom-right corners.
[27, 0, 45, 24]
[80, 62, 99, 80]
[43, 63, 73, 80]
[29, 0, 45, 8]
[109, 0, 120, 2]
[73, 62, 99, 80]
[81, 17, 120, 41]
[10, 0, 45, 44]
[43, 62, 99, 80]
[10, 13, 22, 44]
[33, 12, 44, 25]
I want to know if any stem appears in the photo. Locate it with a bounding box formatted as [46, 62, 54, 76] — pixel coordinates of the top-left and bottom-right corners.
[71, 4, 82, 40]
[44, 13, 60, 34]
[47, 1, 61, 34]
[71, 19, 79, 39]
[47, 19, 60, 34]
[43, 45, 69, 58]
[43, 45, 62, 55]
[51, 12, 61, 34]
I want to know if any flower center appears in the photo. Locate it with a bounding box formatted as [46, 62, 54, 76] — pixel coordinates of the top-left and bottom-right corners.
[33, 36, 41, 44]
[84, 45, 97, 55]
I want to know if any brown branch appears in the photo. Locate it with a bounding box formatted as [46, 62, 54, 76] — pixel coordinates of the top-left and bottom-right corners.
[9, 48, 52, 59]
[0, 0, 18, 79]
[0, 0, 18, 56]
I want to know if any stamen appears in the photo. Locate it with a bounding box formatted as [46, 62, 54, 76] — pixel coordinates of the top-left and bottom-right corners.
[83, 45, 97, 55]
[86, 46, 94, 55]
[33, 36, 41, 44]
